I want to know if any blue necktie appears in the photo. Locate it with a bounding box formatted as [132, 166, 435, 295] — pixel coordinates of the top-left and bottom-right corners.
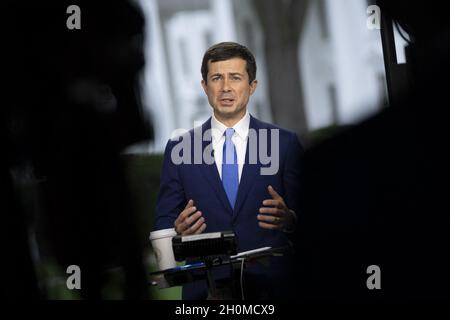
[222, 128, 239, 209]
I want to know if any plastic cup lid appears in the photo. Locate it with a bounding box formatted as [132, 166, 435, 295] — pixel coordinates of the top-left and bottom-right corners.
[149, 228, 177, 241]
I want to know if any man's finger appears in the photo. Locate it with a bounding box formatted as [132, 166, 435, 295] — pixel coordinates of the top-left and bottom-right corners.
[194, 223, 207, 234]
[259, 207, 283, 215]
[184, 199, 194, 210]
[257, 214, 283, 224]
[182, 206, 197, 219]
[175, 205, 197, 225]
[178, 211, 201, 233]
[183, 216, 205, 235]
[268, 185, 282, 200]
[185, 211, 202, 225]
[262, 199, 284, 209]
[258, 221, 280, 230]
[176, 213, 194, 233]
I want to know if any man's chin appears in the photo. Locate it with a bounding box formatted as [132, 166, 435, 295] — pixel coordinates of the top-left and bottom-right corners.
[213, 107, 246, 122]
[216, 109, 236, 118]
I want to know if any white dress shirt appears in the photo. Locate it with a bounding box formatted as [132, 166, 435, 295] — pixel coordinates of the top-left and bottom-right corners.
[211, 111, 250, 183]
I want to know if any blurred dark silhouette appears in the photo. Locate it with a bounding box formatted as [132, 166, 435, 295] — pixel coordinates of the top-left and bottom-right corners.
[296, 0, 450, 300]
[3, 1, 152, 299]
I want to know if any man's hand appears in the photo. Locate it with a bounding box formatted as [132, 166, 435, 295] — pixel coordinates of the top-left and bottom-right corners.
[174, 200, 207, 235]
[257, 186, 296, 233]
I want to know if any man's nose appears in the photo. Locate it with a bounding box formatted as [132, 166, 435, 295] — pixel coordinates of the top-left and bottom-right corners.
[221, 78, 231, 92]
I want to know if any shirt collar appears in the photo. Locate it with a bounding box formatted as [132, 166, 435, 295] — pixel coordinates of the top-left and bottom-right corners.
[211, 111, 250, 142]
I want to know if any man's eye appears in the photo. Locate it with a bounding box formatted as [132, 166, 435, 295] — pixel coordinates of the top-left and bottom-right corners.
[232, 76, 241, 81]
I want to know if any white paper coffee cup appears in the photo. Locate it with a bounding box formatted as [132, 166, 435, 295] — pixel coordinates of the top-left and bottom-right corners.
[149, 228, 177, 271]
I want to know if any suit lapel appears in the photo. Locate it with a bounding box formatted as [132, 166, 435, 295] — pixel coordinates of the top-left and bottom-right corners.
[197, 119, 233, 215]
[233, 116, 262, 218]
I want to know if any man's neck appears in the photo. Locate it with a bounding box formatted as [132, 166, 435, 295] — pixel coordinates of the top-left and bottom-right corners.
[214, 111, 246, 128]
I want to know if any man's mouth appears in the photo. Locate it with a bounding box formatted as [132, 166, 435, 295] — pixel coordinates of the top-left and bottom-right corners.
[220, 98, 235, 106]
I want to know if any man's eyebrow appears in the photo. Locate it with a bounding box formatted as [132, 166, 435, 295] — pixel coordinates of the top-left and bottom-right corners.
[209, 72, 244, 78]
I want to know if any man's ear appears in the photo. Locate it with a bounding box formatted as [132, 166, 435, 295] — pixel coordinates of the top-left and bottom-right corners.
[250, 80, 258, 95]
[201, 79, 207, 94]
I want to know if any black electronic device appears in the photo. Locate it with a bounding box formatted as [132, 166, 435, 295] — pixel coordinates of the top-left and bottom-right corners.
[172, 230, 237, 261]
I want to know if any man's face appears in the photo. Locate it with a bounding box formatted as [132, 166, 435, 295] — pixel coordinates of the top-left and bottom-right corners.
[201, 58, 257, 124]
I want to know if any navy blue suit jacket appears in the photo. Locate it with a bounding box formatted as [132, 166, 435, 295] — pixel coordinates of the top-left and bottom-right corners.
[155, 115, 302, 299]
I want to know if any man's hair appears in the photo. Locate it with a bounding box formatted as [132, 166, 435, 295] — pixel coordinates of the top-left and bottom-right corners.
[201, 42, 257, 84]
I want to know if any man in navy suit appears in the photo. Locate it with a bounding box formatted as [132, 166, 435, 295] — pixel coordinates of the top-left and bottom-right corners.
[155, 42, 302, 299]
